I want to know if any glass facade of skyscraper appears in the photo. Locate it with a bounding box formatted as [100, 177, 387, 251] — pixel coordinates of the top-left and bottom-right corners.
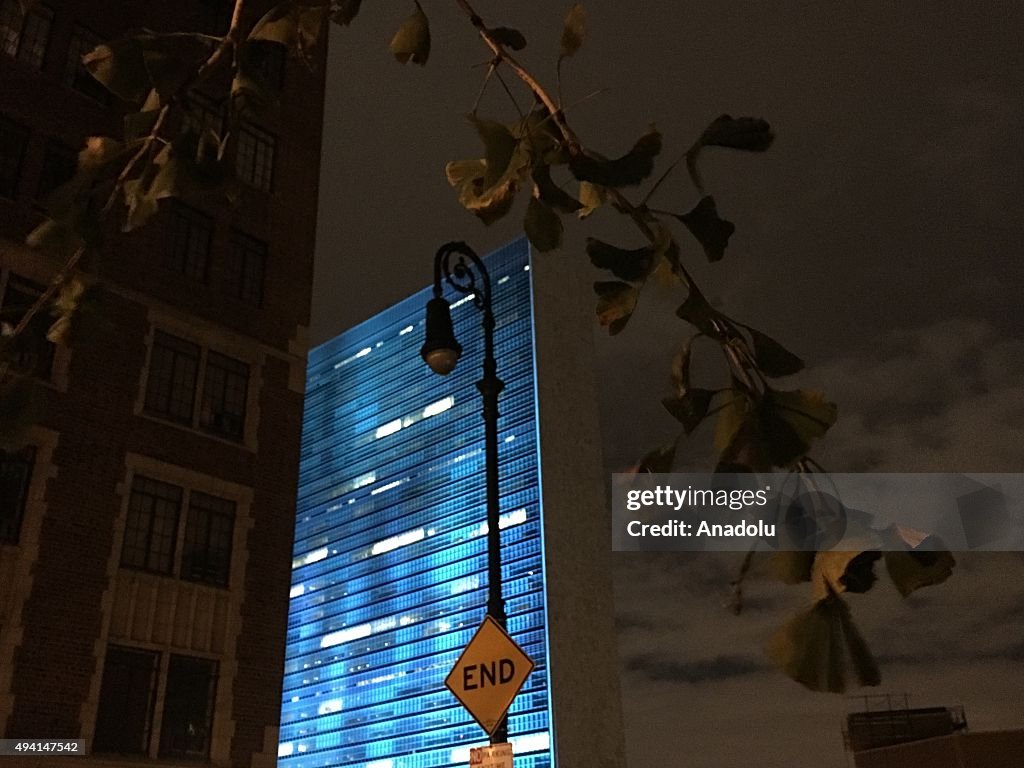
[280, 239, 553, 768]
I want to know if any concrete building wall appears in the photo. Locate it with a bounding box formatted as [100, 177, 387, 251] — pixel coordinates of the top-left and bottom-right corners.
[531, 248, 627, 768]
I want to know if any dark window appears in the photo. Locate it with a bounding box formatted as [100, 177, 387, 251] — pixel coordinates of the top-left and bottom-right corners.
[64, 26, 111, 104]
[225, 230, 265, 306]
[92, 645, 158, 755]
[0, 114, 29, 199]
[36, 140, 76, 201]
[182, 91, 224, 137]
[197, 0, 233, 36]
[249, 40, 286, 90]
[159, 655, 218, 759]
[236, 124, 274, 192]
[0, 1, 52, 70]
[1, 275, 55, 377]
[121, 475, 182, 574]
[166, 203, 213, 281]
[0, 447, 34, 544]
[144, 331, 200, 423]
[199, 352, 248, 440]
[182, 492, 234, 586]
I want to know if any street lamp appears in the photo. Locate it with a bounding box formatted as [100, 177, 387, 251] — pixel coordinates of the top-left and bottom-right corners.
[421, 241, 508, 744]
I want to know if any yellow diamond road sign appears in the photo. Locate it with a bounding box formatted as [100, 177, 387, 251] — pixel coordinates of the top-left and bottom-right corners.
[445, 615, 535, 735]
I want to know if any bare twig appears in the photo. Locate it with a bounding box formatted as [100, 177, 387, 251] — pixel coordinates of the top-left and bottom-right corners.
[471, 61, 497, 114]
[728, 547, 757, 615]
[494, 67, 525, 119]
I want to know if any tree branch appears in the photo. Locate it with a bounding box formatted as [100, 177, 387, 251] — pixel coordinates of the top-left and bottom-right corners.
[0, 0, 249, 371]
[451, 0, 764, 422]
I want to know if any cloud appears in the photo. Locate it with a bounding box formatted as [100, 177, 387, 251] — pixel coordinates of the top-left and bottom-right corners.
[810, 318, 1024, 472]
[626, 653, 766, 684]
[614, 550, 1024, 766]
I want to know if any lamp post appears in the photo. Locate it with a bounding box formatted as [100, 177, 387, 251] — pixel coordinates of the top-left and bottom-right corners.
[421, 241, 508, 744]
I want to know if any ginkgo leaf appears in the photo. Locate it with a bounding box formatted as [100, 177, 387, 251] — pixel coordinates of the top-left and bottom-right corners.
[676, 195, 735, 263]
[332, 0, 363, 26]
[559, 3, 586, 59]
[124, 90, 162, 141]
[251, 1, 328, 68]
[768, 590, 879, 693]
[880, 527, 956, 597]
[760, 389, 837, 467]
[746, 326, 804, 377]
[586, 238, 658, 282]
[577, 180, 607, 218]
[524, 197, 562, 252]
[594, 281, 637, 335]
[511, 109, 563, 164]
[686, 114, 774, 191]
[26, 220, 82, 259]
[82, 37, 151, 102]
[140, 32, 221, 100]
[83, 33, 220, 104]
[812, 550, 881, 602]
[675, 288, 718, 335]
[669, 335, 696, 396]
[662, 389, 716, 435]
[43, 273, 104, 346]
[446, 146, 531, 226]
[768, 593, 846, 693]
[532, 163, 582, 213]
[569, 127, 662, 187]
[489, 26, 527, 50]
[445, 159, 487, 189]
[121, 129, 230, 231]
[698, 114, 775, 151]
[390, 1, 430, 65]
[470, 116, 517, 188]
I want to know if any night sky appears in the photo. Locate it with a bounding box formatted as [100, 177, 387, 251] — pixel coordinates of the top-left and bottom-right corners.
[308, 1, 1024, 765]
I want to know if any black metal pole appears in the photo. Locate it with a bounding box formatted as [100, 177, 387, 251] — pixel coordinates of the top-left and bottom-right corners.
[429, 243, 508, 744]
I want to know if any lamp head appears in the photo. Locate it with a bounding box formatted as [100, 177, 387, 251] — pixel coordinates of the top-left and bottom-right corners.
[421, 297, 462, 375]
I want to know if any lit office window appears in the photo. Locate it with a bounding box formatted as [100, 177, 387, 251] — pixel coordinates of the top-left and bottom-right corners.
[63, 26, 110, 103]
[158, 655, 218, 759]
[0, 114, 29, 198]
[166, 202, 214, 281]
[236, 123, 275, 192]
[121, 475, 183, 574]
[0, 1, 52, 70]
[92, 646, 158, 755]
[199, 352, 248, 440]
[182, 491, 235, 586]
[144, 331, 201, 424]
[225, 229, 266, 306]
[0, 447, 34, 544]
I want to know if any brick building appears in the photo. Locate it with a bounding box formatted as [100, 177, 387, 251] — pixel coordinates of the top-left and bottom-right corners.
[0, 1, 324, 765]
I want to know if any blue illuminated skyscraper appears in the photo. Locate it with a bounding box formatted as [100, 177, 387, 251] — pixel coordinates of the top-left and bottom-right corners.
[280, 238, 625, 768]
